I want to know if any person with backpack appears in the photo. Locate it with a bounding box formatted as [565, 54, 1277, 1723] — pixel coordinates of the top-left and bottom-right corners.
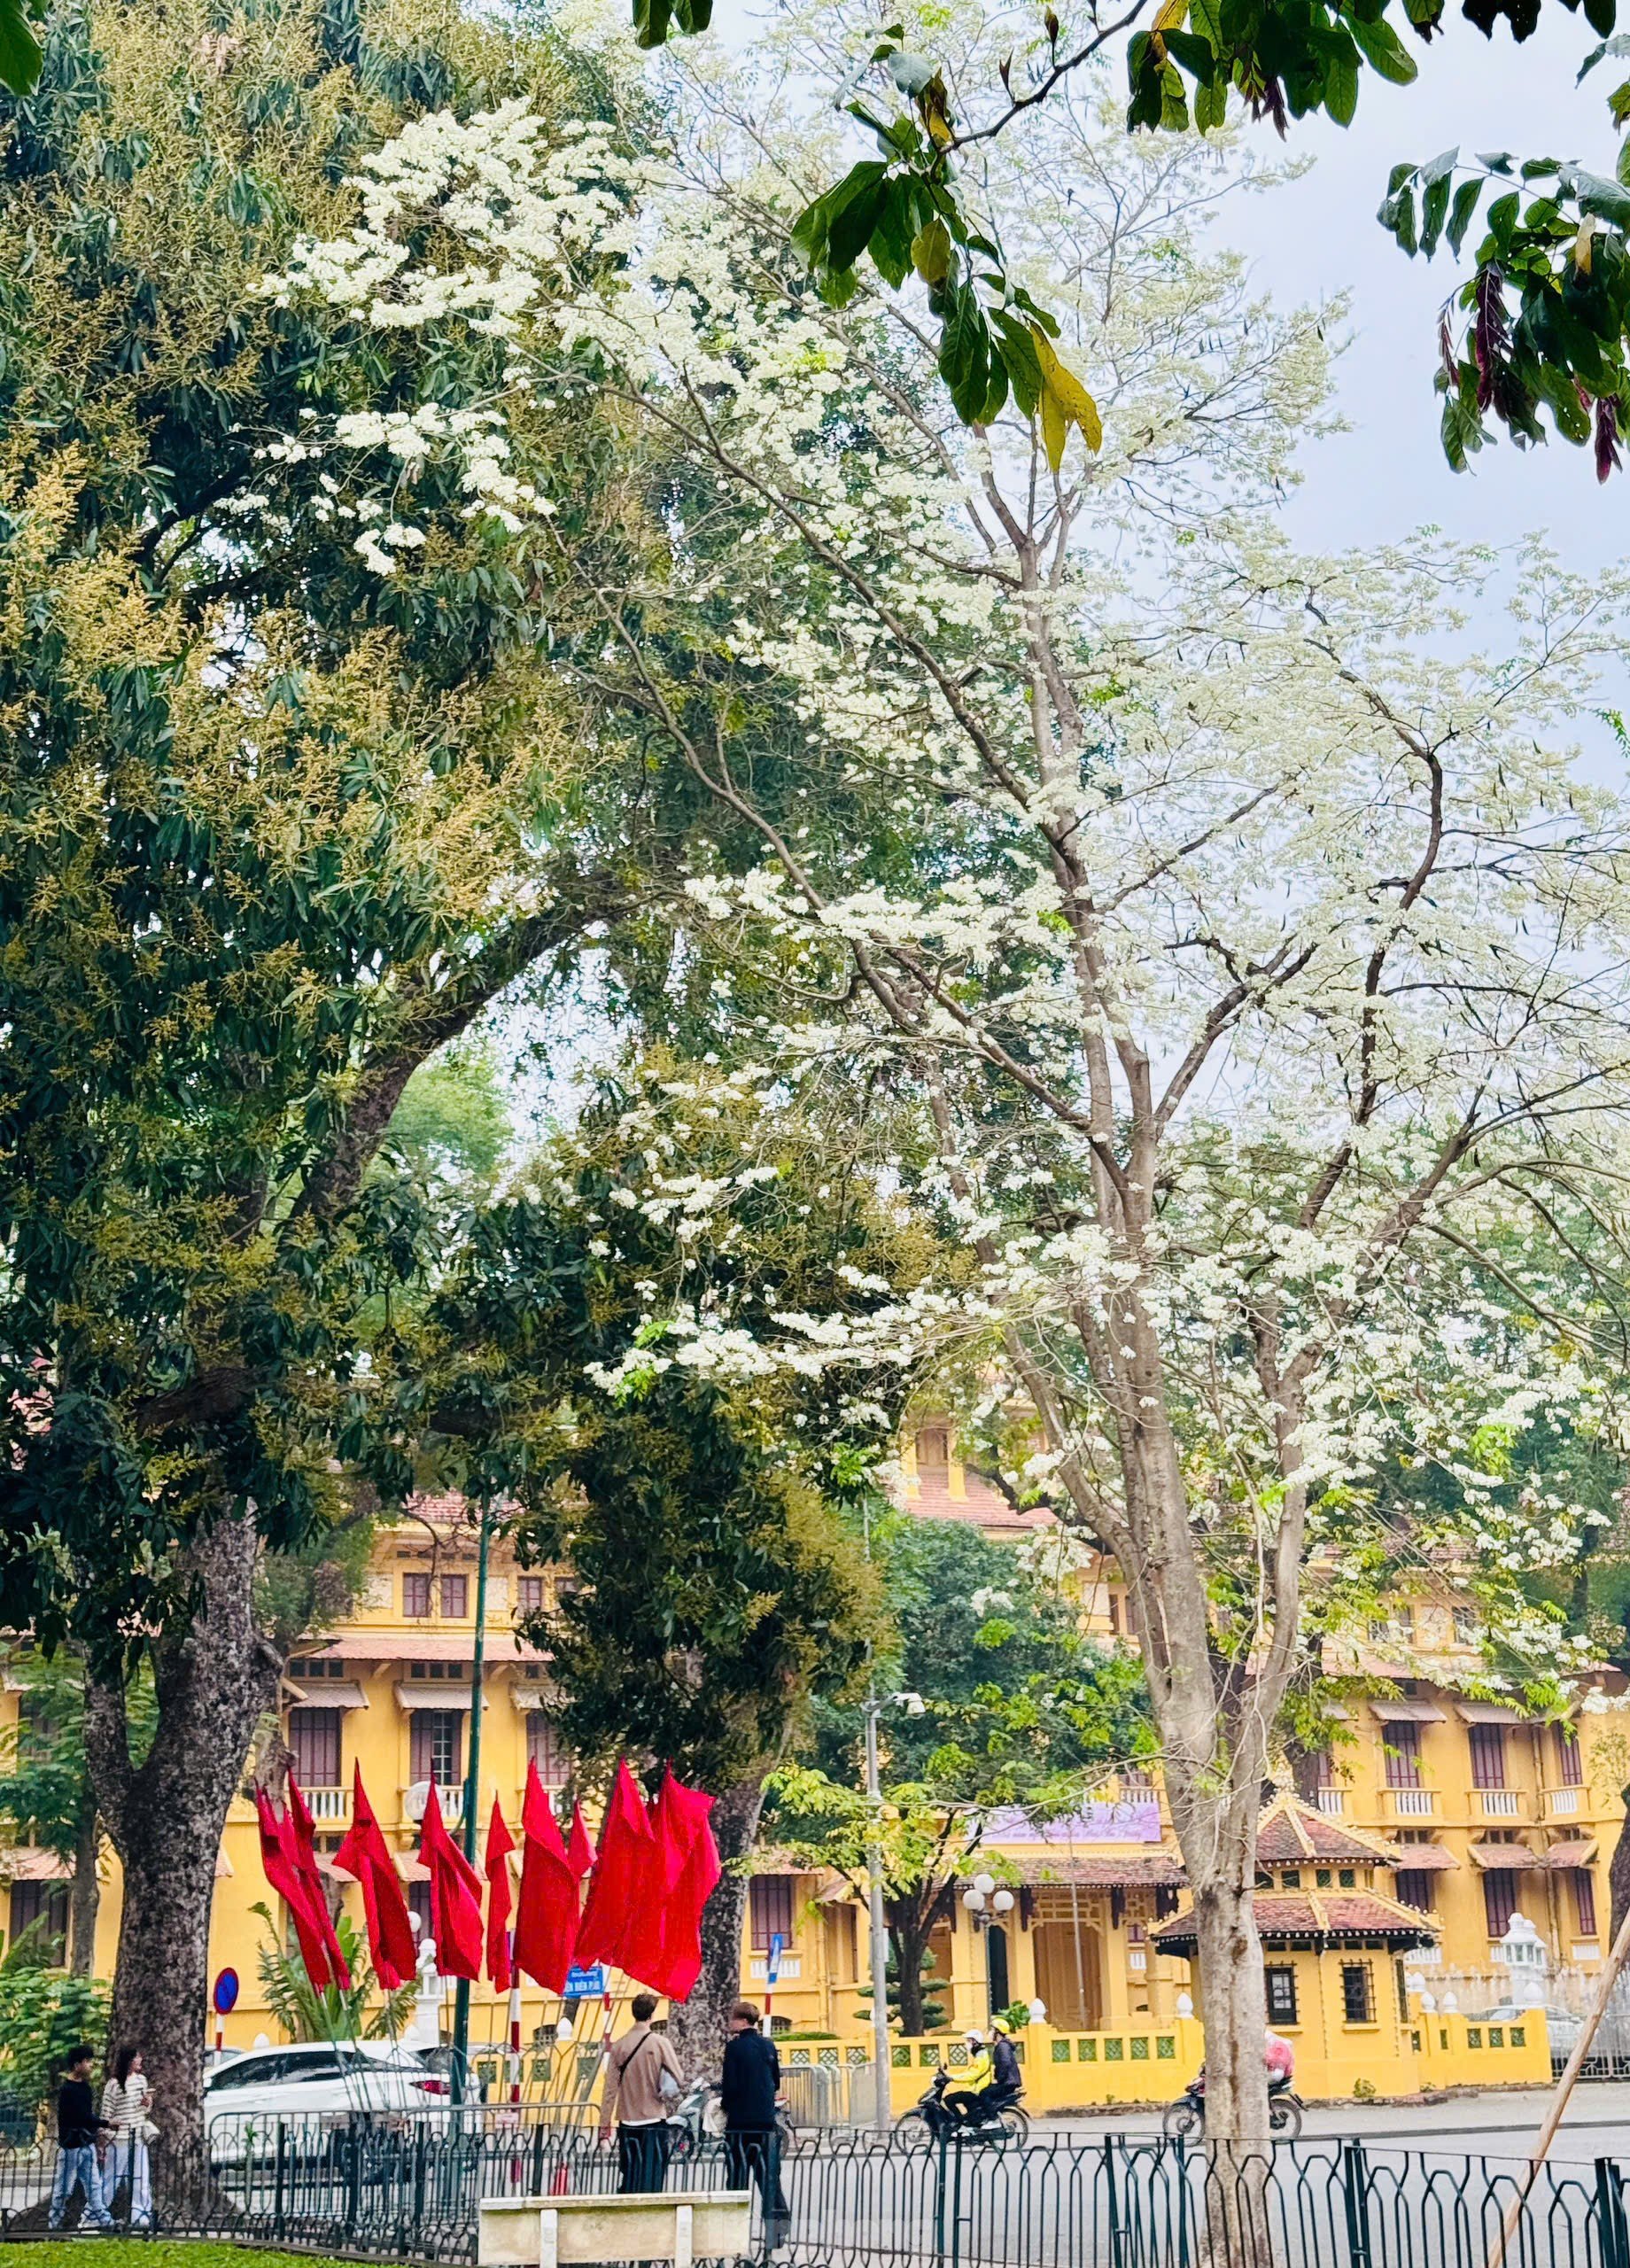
[600, 1994, 685, 2194]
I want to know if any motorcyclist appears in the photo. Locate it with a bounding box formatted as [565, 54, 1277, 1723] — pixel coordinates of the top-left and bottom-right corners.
[947, 2019, 1023, 2124]
[1264, 2028, 1296, 2095]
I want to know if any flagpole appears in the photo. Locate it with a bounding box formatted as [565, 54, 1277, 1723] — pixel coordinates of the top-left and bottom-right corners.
[454, 1501, 492, 2106]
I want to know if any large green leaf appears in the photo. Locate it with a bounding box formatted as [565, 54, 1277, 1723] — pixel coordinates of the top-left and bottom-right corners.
[0, 0, 42, 91]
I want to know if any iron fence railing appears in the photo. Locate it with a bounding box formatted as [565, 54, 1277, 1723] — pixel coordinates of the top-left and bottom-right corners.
[3, 2115, 1628, 2268]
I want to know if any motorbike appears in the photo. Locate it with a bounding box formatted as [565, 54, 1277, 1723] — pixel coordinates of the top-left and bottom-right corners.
[894, 2066, 1029, 2150]
[1160, 2074, 1303, 2142]
[666, 2078, 796, 2161]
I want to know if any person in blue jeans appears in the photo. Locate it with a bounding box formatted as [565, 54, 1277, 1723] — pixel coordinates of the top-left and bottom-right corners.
[49, 2044, 113, 2230]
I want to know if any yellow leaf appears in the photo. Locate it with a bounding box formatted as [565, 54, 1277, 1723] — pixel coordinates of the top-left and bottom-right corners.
[1031, 327, 1103, 456]
[912, 218, 951, 285]
[1150, 0, 1186, 58]
[1039, 383, 1067, 474]
[925, 107, 953, 147]
[1574, 215, 1596, 276]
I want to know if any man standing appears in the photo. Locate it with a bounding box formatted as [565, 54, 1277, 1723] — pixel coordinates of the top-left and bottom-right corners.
[600, 1993, 684, 2194]
[48, 2044, 113, 2231]
[721, 2000, 789, 2251]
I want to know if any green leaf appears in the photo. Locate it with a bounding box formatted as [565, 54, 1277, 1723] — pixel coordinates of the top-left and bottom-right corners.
[937, 284, 990, 423]
[1194, 71, 1228, 127]
[991, 310, 1044, 417]
[1420, 145, 1461, 183]
[868, 179, 920, 289]
[1191, 0, 1224, 48]
[1571, 167, 1630, 229]
[631, 0, 671, 50]
[1447, 177, 1484, 254]
[1350, 13, 1419, 81]
[1162, 28, 1218, 75]
[1325, 45, 1359, 123]
[1159, 58, 1191, 127]
[824, 161, 892, 272]
[1585, 0, 1616, 40]
[1486, 189, 1521, 252]
[911, 216, 952, 286]
[979, 354, 1010, 425]
[0, 0, 41, 93]
[1579, 29, 1630, 74]
[1378, 183, 1418, 252]
[1421, 170, 1452, 252]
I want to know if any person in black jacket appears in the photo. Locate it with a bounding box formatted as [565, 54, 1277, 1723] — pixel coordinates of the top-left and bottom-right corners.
[48, 2044, 113, 2230]
[720, 2000, 789, 2249]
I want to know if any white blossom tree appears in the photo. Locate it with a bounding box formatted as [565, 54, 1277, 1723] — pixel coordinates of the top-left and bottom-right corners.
[255, 34, 1630, 2137]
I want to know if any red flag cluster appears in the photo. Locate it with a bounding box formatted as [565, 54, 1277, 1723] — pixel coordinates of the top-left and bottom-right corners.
[254, 1758, 720, 2006]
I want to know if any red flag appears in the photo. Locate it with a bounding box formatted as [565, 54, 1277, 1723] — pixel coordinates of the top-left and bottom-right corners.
[635, 1773, 722, 2002]
[419, 1780, 485, 1980]
[255, 1785, 333, 1992]
[567, 1803, 595, 1881]
[513, 1763, 580, 1993]
[287, 1773, 351, 1991]
[334, 1766, 416, 1991]
[485, 1798, 516, 1992]
[575, 1760, 657, 1972]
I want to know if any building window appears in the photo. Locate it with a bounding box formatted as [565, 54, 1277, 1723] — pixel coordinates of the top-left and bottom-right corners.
[403, 1573, 431, 1619]
[440, 1574, 468, 1618]
[408, 1882, 432, 1938]
[289, 1707, 342, 1786]
[1384, 1723, 1422, 1789]
[1340, 1963, 1374, 2024]
[1483, 1869, 1519, 1938]
[1265, 1967, 1299, 2025]
[1338, 1868, 1356, 1888]
[518, 1576, 547, 1614]
[1555, 1727, 1584, 1788]
[1574, 1871, 1599, 1936]
[408, 1660, 469, 1681]
[526, 1717, 569, 1787]
[410, 1711, 462, 1787]
[1470, 1725, 1506, 1790]
[1281, 1872, 1301, 1890]
[1453, 1608, 1480, 1646]
[749, 1875, 796, 1953]
[1293, 1749, 1337, 1800]
[291, 1657, 346, 1680]
[1397, 1869, 1435, 1912]
[9, 1882, 67, 1961]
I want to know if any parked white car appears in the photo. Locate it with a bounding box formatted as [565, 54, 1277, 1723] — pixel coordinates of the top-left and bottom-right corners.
[205, 2040, 446, 2158]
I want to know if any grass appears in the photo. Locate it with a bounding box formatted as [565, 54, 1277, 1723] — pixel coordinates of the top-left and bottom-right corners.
[4, 2246, 362, 2268]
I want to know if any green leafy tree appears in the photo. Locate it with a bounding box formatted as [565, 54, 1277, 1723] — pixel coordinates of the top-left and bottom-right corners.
[0, 1948, 107, 2125]
[0, 0, 646, 2158]
[249, 1904, 416, 2043]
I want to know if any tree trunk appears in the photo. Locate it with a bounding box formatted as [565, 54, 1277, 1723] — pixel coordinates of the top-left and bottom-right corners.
[1611, 1787, 1630, 1944]
[664, 1778, 764, 2074]
[68, 1794, 100, 1978]
[889, 1900, 935, 2036]
[1189, 1869, 1270, 2143]
[84, 1509, 282, 2170]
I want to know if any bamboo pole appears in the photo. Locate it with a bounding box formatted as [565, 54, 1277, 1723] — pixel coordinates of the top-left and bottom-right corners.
[1486, 1896, 1630, 2268]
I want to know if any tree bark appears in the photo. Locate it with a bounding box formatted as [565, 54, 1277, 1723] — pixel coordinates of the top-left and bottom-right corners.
[84, 1509, 283, 2166]
[1611, 1786, 1630, 1944]
[1188, 1868, 1270, 2144]
[889, 1899, 935, 2036]
[68, 1794, 100, 1978]
[664, 1778, 765, 2075]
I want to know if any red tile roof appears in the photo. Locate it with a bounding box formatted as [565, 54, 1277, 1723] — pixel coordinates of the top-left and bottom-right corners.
[1469, 1844, 1541, 1870]
[1543, 1840, 1597, 1869]
[305, 1632, 546, 1664]
[1153, 1887, 1438, 1953]
[1007, 1853, 1186, 1889]
[1256, 1795, 1395, 1866]
[905, 1471, 1059, 1532]
[1386, 1843, 1459, 1870]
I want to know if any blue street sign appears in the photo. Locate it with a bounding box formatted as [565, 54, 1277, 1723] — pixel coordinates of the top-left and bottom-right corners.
[213, 1968, 239, 2015]
[563, 1964, 606, 2000]
[766, 1932, 785, 1988]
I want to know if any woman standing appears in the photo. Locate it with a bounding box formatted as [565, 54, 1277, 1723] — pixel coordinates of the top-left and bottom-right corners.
[100, 2045, 155, 2228]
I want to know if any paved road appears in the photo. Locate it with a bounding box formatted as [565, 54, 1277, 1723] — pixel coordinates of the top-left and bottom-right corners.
[1035, 2080, 1630, 2163]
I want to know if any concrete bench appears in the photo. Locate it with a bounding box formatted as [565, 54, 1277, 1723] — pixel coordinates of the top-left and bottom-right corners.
[478, 2191, 755, 2268]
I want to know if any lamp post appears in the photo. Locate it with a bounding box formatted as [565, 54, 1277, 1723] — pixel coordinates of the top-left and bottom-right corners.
[864, 1690, 891, 2135]
[451, 1502, 491, 2106]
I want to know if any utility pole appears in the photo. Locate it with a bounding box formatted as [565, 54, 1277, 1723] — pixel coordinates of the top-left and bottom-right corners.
[451, 1503, 491, 2106]
[864, 1692, 891, 2135]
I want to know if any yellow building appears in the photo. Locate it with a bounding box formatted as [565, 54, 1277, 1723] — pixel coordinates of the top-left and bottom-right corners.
[0, 1472, 1607, 2110]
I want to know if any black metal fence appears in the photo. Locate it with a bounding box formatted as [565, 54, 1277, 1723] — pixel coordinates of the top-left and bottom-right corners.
[4, 2116, 1630, 2268]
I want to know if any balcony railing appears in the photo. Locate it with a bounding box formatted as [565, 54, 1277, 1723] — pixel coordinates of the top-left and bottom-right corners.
[1474, 1788, 1525, 1820]
[1315, 1789, 1346, 1816]
[304, 1784, 350, 1825]
[1380, 1787, 1437, 1818]
[1543, 1786, 1582, 1820]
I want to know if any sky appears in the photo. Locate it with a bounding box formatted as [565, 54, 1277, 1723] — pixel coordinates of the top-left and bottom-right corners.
[1197, 9, 1626, 568]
